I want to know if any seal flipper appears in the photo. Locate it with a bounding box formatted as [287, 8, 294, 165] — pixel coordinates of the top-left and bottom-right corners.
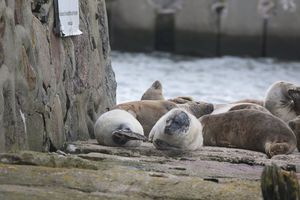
[112, 129, 147, 145]
[153, 139, 179, 150]
[265, 142, 292, 158]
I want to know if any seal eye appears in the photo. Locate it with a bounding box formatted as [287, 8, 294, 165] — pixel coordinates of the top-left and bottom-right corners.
[289, 121, 296, 130]
[288, 89, 300, 114]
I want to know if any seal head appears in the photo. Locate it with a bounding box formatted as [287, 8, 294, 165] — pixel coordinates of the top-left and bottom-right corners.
[164, 110, 190, 135]
[150, 108, 203, 151]
[141, 80, 164, 100]
[264, 81, 300, 122]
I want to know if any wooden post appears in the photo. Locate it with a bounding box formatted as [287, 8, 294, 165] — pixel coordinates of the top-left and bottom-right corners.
[261, 164, 300, 200]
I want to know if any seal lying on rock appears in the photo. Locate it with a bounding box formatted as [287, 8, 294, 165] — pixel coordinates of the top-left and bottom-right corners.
[94, 109, 147, 147]
[212, 102, 270, 115]
[201, 110, 297, 157]
[113, 100, 177, 137]
[113, 100, 214, 137]
[264, 81, 300, 122]
[141, 80, 164, 100]
[149, 108, 203, 150]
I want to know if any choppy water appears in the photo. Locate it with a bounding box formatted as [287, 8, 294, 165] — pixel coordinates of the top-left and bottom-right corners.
[112, 51, 300, 104]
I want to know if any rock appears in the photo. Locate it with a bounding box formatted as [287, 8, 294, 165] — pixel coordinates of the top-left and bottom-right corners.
[0, 162, 261, 199]
[0, 150, 262, 200]
[2, 140, 300, 199]
[0, 151, 98, 170]
[0, 0, 116, 152]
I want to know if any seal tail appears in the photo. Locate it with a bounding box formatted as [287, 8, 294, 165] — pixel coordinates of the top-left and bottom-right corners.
[112, 129, 148, 142]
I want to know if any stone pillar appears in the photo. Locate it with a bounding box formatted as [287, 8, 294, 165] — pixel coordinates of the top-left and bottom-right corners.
[175, 0, 219, 56]
[220, 0, 264, 57]
[109, 0, 156, 52]
[266, 0, 300, 60]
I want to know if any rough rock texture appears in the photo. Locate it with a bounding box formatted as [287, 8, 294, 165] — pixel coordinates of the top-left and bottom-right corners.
[0, 0, 116, 152]
[1, 140, 299, 199]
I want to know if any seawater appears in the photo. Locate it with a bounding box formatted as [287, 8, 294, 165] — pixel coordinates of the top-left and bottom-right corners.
[112, 51, 300, 104]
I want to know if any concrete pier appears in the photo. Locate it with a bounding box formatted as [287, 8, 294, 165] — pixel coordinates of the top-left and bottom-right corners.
[220, 0, 264, 57]
[175, 0, 219, 56]
[106, 0, 300, 60]
[266, 0, 300, 60]
[107, 0, 156, 51]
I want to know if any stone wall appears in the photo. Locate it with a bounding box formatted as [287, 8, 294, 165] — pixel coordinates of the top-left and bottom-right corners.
[0, 0, 117, 152]
[107, 0, 300, 60]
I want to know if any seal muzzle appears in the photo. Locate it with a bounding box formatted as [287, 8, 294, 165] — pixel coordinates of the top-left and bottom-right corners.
[164, 111, 190, 135]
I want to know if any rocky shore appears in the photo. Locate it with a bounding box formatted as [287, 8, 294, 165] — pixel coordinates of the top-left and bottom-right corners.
[1, 140, 300, 199]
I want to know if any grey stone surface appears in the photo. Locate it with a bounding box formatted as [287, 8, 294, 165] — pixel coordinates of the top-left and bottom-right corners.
[108, 0, 156, 51]
[1, 140, 299, 199]
[65, 140, 300, 172]
[0, 141, 266, 200]
[220, 0, 264, 57]
[266, 0, 300, 60]
[0, 0, 117, 152]
[175, 0, 219, 56]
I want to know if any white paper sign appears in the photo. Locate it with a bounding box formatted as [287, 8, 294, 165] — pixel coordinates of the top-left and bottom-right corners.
[58, 0, 82, 37]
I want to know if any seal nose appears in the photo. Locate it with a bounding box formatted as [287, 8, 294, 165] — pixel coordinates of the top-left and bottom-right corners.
[206, 103, 214, 114]
[165, 111, 190, 135]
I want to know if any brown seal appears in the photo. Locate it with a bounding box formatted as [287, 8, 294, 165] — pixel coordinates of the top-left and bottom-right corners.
[141, 80, 164, 100]
[113, 100, 213, 137]
[200, 110, 296, 157]
[288, 116, 300, 151]
[264, 81, 300, 122]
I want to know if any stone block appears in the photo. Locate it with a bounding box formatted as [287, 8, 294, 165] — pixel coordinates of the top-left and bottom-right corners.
[46, 95, 65, 150]
[266, 0, 300, 60]
[220, 0, 264, 57]
[26, 112, 45, 151]
[175, 0, 219, 56]
[109, 0, 156, 51]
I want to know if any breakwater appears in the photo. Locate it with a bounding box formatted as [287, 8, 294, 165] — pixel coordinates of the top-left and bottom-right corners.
[107, 0, 300, 60]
